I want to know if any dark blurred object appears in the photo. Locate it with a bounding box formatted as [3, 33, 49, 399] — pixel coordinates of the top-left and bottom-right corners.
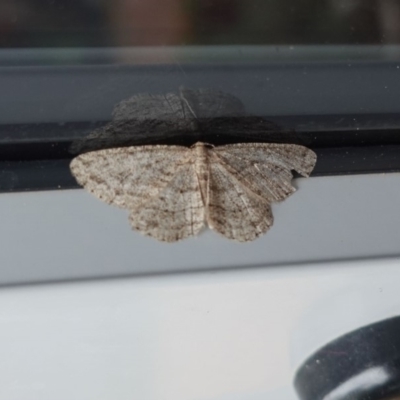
[0, 0, 106, 47]
[1, 0, 400, 47]
[295, 316, 400, 400]
[108, 0, 190, 46]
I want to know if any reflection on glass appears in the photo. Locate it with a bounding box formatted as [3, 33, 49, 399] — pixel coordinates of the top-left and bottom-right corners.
[70, 88, 302, 154]
[1, 0, 400, 48]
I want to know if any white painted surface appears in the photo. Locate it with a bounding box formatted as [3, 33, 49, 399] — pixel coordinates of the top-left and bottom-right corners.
[0, 172, 399, 398]
[0, 257, 399, 400]
[0, 173, 399, 284]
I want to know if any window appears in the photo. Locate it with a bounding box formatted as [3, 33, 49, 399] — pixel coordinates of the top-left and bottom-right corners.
[1, 0, 400, 191]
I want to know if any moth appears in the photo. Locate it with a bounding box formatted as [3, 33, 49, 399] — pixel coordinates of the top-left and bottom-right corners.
[70, 142, 316, 242]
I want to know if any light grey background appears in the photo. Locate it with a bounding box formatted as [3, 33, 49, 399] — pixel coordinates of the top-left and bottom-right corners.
[0, 172, 399, 400]
[0, 172, 399, 285]
[0, 255, 399, 400]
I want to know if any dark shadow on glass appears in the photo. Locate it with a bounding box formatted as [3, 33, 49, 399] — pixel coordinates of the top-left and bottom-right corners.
[70, 87, 304, 155]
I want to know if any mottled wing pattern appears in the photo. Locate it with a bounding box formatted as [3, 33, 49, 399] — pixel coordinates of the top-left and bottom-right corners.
[71, 141, 316, 243]
[206, 160, 273, 242]
[206, 143, 316, 241]
[129, 162, 205, 242]
[70, 145, 189, 208]
[212, 143, 316, 202]
[70, 145, 205, 242]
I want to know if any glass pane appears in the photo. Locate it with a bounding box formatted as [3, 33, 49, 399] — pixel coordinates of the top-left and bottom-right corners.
[1, 0, 400, 48]
[1, 0, 400, 191]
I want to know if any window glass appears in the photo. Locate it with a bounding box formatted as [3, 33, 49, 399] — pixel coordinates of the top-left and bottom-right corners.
[1, 0, 399, 48]
[1, 0, 400, 191]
